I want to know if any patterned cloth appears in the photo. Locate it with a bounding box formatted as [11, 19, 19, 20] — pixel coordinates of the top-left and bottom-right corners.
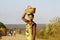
[26, 24, 33, 40]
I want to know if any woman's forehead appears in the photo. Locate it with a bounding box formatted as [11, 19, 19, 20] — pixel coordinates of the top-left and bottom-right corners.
[28, 15, 32, 17]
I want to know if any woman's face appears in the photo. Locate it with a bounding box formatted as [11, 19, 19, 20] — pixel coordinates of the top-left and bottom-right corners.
[28, 15, 34, 21]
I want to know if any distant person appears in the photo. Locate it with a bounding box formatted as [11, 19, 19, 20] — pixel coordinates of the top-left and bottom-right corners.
[8, 30, 13, 36]
[21, 6, 36, 40]
[13, 30, 16, 36]
[10, 30, 13, 36]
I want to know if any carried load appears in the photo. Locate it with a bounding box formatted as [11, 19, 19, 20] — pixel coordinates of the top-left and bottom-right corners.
[25, 6, 36, 14]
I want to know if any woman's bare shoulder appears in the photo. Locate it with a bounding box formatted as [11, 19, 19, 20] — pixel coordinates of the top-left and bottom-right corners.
[33, 21, 36, 26]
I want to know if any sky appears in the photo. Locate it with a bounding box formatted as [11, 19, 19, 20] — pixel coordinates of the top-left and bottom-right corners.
[0, 0, 60, 24]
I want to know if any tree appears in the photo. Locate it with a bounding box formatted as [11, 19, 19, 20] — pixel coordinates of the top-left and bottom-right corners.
[0, 22, 6, 29]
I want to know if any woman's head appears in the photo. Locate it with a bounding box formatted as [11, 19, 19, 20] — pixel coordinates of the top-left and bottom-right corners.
[28, 14, 34, 21]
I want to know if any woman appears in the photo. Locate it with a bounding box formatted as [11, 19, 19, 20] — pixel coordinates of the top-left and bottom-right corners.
[21, 7, 36, 40]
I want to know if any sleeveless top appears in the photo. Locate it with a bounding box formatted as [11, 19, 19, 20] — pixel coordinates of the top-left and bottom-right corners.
[26, 22, 35, 40]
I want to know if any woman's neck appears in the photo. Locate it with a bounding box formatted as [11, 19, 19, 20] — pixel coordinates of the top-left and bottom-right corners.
[28, 20, 33, 24]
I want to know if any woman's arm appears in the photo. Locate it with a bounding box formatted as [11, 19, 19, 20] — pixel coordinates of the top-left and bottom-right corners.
[21, 11, 28, 23]
[32, 24, 36, 40]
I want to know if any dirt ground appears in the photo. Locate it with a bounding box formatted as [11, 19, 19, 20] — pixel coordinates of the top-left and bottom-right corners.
[0, 34, 41, 40]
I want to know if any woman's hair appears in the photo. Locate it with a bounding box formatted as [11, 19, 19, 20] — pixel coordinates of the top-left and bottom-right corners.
[28, 14, 34, 18]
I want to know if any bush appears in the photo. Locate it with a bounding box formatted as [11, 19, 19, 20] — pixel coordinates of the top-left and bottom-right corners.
[36, 17, 60, 40]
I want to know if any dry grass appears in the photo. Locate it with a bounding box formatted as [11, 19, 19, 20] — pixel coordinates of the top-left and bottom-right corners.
[1, 34, 41, 40]
[1, 34, 26, 40]
[36, 17, 60, 40]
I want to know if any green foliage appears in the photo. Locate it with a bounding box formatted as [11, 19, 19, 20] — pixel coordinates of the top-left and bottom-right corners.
[0, 22, 6, 29]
